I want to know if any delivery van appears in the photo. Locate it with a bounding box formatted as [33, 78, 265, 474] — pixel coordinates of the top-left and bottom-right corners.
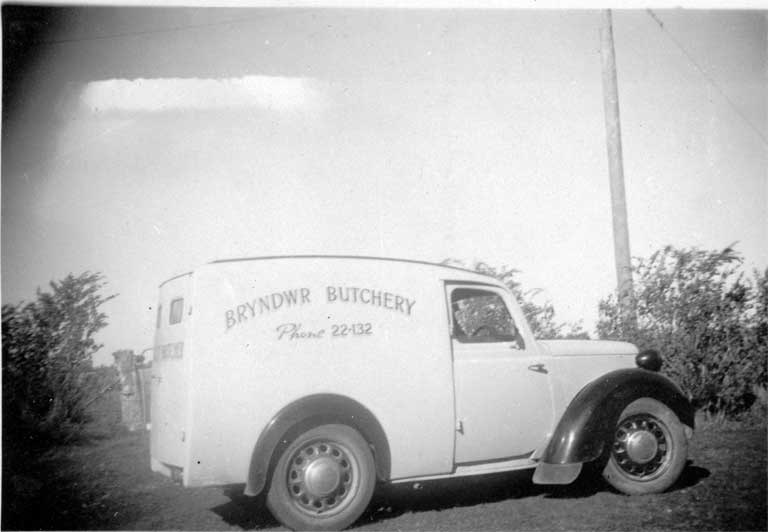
[150, 255, 694, 531]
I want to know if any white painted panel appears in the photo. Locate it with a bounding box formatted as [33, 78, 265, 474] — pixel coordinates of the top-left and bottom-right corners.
[180, 258, 491, 486]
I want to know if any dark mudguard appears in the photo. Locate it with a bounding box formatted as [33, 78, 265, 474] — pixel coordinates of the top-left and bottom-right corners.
[244, 394, 390, 496]
[534, 368, 694, 483]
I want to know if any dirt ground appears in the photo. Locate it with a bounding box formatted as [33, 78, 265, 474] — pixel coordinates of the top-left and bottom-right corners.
[3, 419, 765, 531]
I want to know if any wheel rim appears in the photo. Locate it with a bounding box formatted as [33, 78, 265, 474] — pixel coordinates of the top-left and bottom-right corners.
[286, 439, 359, 517]
[611, 413, 672, 481]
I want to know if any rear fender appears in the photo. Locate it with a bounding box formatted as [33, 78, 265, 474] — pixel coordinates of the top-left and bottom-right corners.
[244, 394, 390, 496]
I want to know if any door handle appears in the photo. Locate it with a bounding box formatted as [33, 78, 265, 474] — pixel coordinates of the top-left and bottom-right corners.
[527, 363, 548, 374]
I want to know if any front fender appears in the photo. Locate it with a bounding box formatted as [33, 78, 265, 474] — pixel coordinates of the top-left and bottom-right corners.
[543, 368, 694, 466]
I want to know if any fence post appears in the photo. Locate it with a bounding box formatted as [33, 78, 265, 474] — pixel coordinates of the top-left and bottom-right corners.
[113, 349, 144, 432]
[136, 352, 152, 430]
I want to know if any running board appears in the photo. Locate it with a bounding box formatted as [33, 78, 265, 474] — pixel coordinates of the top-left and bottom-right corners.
[532, 462, 582, 485]
[391, 456, 536, 484]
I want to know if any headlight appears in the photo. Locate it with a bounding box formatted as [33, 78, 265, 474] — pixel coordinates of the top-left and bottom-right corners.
[636, 349, 663, 372]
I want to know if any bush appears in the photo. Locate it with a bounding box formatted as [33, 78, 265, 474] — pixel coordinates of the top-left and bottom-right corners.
[2, 272, 117, 442]
[597, 245, 767, 418]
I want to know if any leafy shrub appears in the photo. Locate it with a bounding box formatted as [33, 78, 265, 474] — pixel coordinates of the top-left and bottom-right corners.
[597, 245, 767, 417]
[2, 272, 117, 441]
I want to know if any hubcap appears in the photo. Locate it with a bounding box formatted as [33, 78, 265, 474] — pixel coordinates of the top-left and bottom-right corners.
[626, 430, 659, 464]
[305, 457, 341, 497]
[612, 414, 670, 480]
[287, 440, 355, 515]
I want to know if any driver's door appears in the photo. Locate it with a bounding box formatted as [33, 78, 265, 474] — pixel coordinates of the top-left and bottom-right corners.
[447, 283, 555, 464]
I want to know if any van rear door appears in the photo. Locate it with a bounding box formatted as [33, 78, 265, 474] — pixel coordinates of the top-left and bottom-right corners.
[150, 273, 191, 475]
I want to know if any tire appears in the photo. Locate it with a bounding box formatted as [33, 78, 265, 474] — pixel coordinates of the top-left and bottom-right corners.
[602, 397, 688, 495]
[266, 424, 376, 531]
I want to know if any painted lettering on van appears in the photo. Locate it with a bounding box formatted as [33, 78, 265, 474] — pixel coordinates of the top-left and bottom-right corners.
[326, 286, 416, 316]
[224, 286, 416, 331]
[276, 322, 326, 340]
[225, 288, 311, 330]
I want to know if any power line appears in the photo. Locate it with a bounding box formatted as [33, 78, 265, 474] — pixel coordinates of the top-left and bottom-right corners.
[646, 9, 767, 147]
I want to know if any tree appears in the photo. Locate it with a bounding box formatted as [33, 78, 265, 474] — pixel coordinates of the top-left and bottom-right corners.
[443, 259, 588, 339]
[597, 245, 767, 417]
[2, 272, 117, 439]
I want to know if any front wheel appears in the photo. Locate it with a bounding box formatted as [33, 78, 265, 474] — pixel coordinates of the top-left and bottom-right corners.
[602, 397, 688, 495]
[266, 424, 376, 531]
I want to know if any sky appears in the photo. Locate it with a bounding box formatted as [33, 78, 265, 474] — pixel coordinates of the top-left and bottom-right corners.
[2, 7, 766, 366]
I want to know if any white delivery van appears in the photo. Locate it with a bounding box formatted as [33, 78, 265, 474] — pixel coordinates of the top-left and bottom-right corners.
[150, 256, 694, 531]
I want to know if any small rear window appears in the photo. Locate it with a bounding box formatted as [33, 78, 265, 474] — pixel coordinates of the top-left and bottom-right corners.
[169, 298, 184, 325]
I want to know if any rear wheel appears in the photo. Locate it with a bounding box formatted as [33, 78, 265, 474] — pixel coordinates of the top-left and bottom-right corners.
[602, 397, 687, 495]
[267, 424, 376, 531]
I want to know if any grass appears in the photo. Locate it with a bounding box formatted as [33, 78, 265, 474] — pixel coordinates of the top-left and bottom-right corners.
[2, 391, 766, 531]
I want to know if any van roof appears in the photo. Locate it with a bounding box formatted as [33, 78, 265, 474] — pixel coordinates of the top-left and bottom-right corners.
[160, 255, 496, 288]
[210, 255, 490, 275]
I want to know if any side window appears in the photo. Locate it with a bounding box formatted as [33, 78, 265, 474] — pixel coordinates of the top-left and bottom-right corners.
[169, 298, 184, 325]
[156, 304, 163, 329]
[450, 287, 523, 348]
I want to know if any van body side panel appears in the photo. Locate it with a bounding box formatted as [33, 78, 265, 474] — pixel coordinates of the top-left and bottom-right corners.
[183, 259, 466, 487]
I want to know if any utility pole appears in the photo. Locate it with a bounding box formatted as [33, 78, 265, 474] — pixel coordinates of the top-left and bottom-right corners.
[600, 9, 636, 328]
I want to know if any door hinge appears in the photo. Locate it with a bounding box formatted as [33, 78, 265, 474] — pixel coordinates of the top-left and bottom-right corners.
[456, 420, 464, 435]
